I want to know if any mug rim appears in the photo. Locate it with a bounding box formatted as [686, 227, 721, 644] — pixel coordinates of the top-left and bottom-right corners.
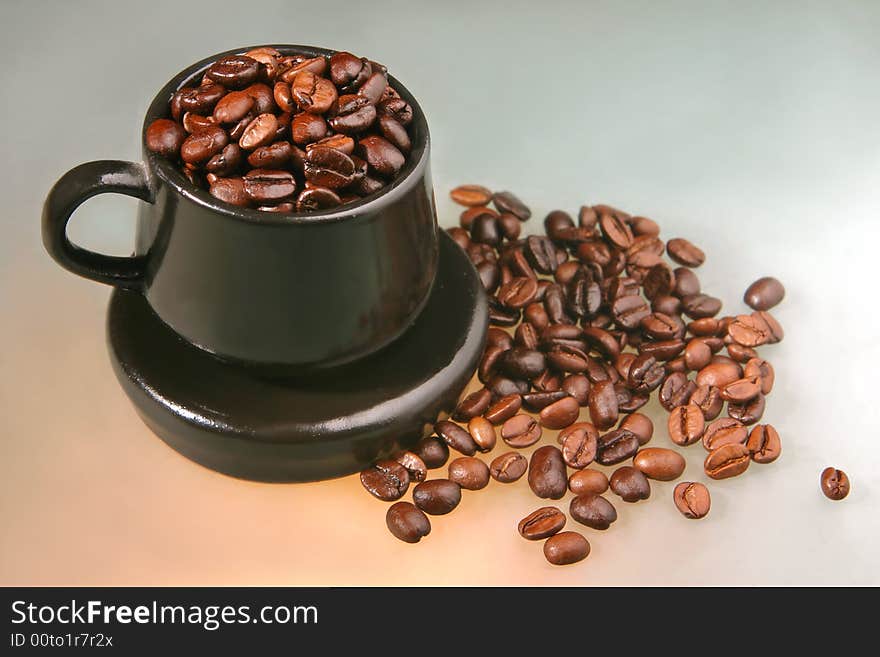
[142, 44, 431, 226]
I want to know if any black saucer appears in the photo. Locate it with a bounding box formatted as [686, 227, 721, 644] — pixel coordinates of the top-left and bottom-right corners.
[107, 232, 488, 482]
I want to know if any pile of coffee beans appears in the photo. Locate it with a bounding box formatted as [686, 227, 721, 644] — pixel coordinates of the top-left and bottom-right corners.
[361, 185, 849, 565]
[145, 48, 414, 213]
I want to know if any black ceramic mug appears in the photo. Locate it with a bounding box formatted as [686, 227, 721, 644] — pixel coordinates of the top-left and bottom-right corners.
[43, 45, 438, 369]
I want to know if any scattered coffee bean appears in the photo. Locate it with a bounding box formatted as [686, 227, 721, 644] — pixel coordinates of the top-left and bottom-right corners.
[568, 469, 609, 496]
[528, 446, 568, 499]
[727, 393, 765, 425]
[744, 276, 785, 311]
[484, 394, 522, 425]
[560, 423, 598, 469]
[704, 443, 751, 480]
[448, 457, 491, 490]
[746, 424, 781, 463]
[450, 184, 492, 206]
[609, 466, 651, 502]
[386, 501, 431, 543]
[467, 416, 497, 452]
[539, 396, 580, 430]
[518, 506, 566, 540]
[620, 412, 654, 445]
[452, 387, 492, 422]
[596, 428, 640, 465]
[360, 459, 410, 501]
[413, 435, 449, 469]
[543, 531, 590, 566]
[702, 417, 748, 451]
[412, 479, 462, 515]
[393, 450, 427, 482]
[490, 451, 528, 483]
[633, 447, 686, 481]
[501, 414, 543, 448]
[666, 238, 705, 267]
[435, 420, 478, 456]
[820, 467, 850, 501]
[570, 493, 618, 530]
[668, 404, 705, 446]
[673, 482, 711, 519]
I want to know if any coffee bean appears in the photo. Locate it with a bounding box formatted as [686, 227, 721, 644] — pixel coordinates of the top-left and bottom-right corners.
[523, 391, 569, 412]
[702, 417, 748, 451]
[296, 185, 340, 211]
[720, 375, 762, 403]
[239, 112, 278, 150]
[176, 83, 227, 116]
[727, 393, 765, 425]
[518, 506, 566, 540]
[393, 450, 427, 482]
[488, 374, 529, 398]
[242, 169, 296, 203]
[498, 277, 539, 309]
[668, 404, 705, 446]
[328, 98, 377, 134]
[611, 294, 650, 330]
[599, 211, 634, 249]
[543, 531, 590, 565]
[659, 372, 696, 411]
[696, 360, 743, 388]
[146, 118, 186, 157]
[329, 51, 370, 90]
[641, 313, 681, 340]
[652, 294, 683, 316]
[726, 343, 758, 363]
[207, 55, 261, 89]
[360, 459, 410, 501]
[359, 135, 404, 178]
[490, 451, 528, 483]
[501, 414, 543, 448]
[525, 235, 558, 274]
[667, 238, 705, 267]
[727, 314, 771, 347]
[673, 482, 711, 519]
[539, 396, 580, 430]
[213, 90, 256, 124]
[448, 457, 490, 490]
[744, 276, 785, 311]
[704, 443, 750, 479]
[570, 493, 617, 530]
[485, 394, 522, 425]
[690, 384, 723, 420]
[303, 146, 357, 188]
[386, 501, 431, 543]
[610, 466, 651, 502]
[412, 479, 462, 515]
[746, 424, 781, 463]
[568, 469, 609, 496]
[493, 191, 531, 220]
[467, 416, 497, 453]
[562, 374, 591, 406]
[435, 420, 478, 456]
[681, 294, 721, 319]
[619, 412, 653, 445]
[486, 327, 514, 350]
[633, 447, 686, 481]
[452, 387, 492, 422]
[412, 436, 449, 470]
[181, 125, 229, 164]
[588, 380, 618, 430]
[596, 428, 640, 465]
[627, 353, 665, 392]
[639, 338, 686, 362]
[683, 338, 712, 371]
[209, 177, 248, 206]
[247, 140, 292, 169]
[559, 423, 598, 469]
[820, 467, 850, 501]
[291, 112, 328, 145]
[744, 358, 775, 395]
[528, 446, 568, 499]
[450, 184, 492, 206]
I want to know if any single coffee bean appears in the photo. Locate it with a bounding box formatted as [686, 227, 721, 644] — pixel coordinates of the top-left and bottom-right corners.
[247, 140, 293, 169]
[631, 215, 660, 236]
[588, 380, 618, 430]
[296, 186, 340, 211]
[568, 469, 609, 496]
[499, 347, 545, 379]
[467, 416, 497, 453]
[303, 146, 356, 188]
[393, 450, 427, 483]
[561, 374, 590, 406]
[668, 404, 705, 446]
[490, 451, 528, 483]
[560, 423, 598, 469]
[754, 310, 784, 343]
[744, 276, 785, 311]
[213, 90, 256, 124]
[688, 317, 720, 336]
[209, 177, 248, 206]
[386, 501, 431, 543]
[492, 190, 531, 220]
[611, 294, 650, 330]
[329, 51, 370, 90]
[476, 261, 499, 293]
[523, 390, 569, 412]
[328, 98, 377, 134]
[360, 459, 410, 501]
[643, 263, 675, 300]
[206, 55, 260, 89]
[485, 394, 522, 425]
[820, 467, 850, 500]
[596, 428, 640, 465]
[638, 338, 686, 362]
[290, 70, 338, 113]
[501, 414, 543, 448]
[727, 393, 765, 425]
[653, 294, 683, 315]
[599, 211, 634, 249]
[681, 294, 722, 319]
[684, 338, 713, 371]
[291, 112, 328, 145]
[691, 384, 723, 420]
[518, 506, 567, 540]
[452, 387, 492, 422]
[182, 111, 219, 134]
[543, 531, 590, 566]
[498, 277, 540, 309]
[486, 327, 513, 350]
[412, 479, 462, 515]
[539, 396, 580, 430]
[175, 83, 226, 116]
[242, 169, 296, 203]
[627, 353, 665, 392]
[746, 424, 781, 463]
[525, 235, 559, 274]
[357, 70, 388, 104]
[181, 125, 229, 164]
[528, 446, 568, 500]
[470, 213, 501, 246]
[570, 493, 618, 530]
[673, 482, 711, 519]
[488, 374, 529, 398]
[727, 314, 771, 347]
[744, 358, 774, 395]
[704, 443, 751, 479]
[633, 447, 686, 481]
[727, 343, 758, 363]
[696, 360, 743, 388]
[720, 376, 762, 403]
[702, 417, 748, 451]
[659, 372, 696, 411]
[146, 118, 186, 156]
[609, 466, 651, 502]
[435, 420, 478, 456]
[448, 457, 490, 490]
[450, 184, 493, 206]
[641, 313, 682, 340]
[359, 135, 404, 178]
[619, 413, 653, 445]
[667, 238, 705, 267]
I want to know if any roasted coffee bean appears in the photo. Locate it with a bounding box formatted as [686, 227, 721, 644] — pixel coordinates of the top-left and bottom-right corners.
[688, 317, 720, 337]
[673, 482, 711, 519]
[611, 294, 650, 330]
[386, 501, 431, 543]
[744, 276, 785, 311]
[667, 238, 705, 267]
[820, 467, 850, 500]
[448, 457, 490, 490]
[659, 372, 696, 411]
[616, 386, 649, 413]
[329, 98, 377, 134]
[570, 493, 618, 530]
[534, 371, 563, 393]
[176, 83, 226, 115]
[596, 428, 639, 465]
[476, 261, 500, 292]
[182, 111, 218, 134]
[490, 451, 528, 483]
[638, 338, 685, 362]
[631, 215, 660, 236]
[542, 284, 570, 324]
[412, 479, 462, 515]
[668, 404, 705, 446]
[479, 342, 504, 382]
[560, 423, 598, 469]
[700, 336, 725, 353]
[599, 211, 634, 249]
[691, 384, 723, 420]
[296, 186, 340, 211]
[728, 343, 759, 363]
[213, 90, 256, 124]
[727, 393, 765, 425]
[498, 347, 545, 379]
[672, 268, 702, 297]
[545, 210, 576, 241]
[683, 338, 713, 371]
[746, 424, 781, 464]
[720, 376, 762, 403]
[565, 269, 602, 318]
[652, 294, 683, 316]
[486, 327, 514, 350]
[303, 146, 357, 188]
[247, 140, 292, 169]
[452, 387, 492, 422]
[488, 374, 529, 398]
[633, 447, 686, 481]
[562, 374, 590, 406]
[727, 313, 773, 347]
[485, 394, 522, 425]
[568, 469, 609, 496]
[619, 413, 653, 445]
[360, 459, 410, 501]
[497, 212, 521, 240]
[489, 300, 521, 328]
[522, 390, 569, 412]
[209, 177, 248, 206]
[467, 416, 497, 453]
[493, 191, 531, 221]
[528, 446, 568, 500]
[470, 213, 501, 246]
[696, 360, 743, 388]
[435, 419, 478, 456]
[702, 417, 747, 451]
[329, 51, 370, 90]
[393, 450, 427, 482]
[744, 358, 774, 395]
[610, 466, 651, 502]
[146, 118, 186, 156]
[498, 277, 539, 308]
[754, 311, 784, 343]
[681, 294, 722, 319]
[704, 443, 750, 479]
[242, 169, 296, 203]
[257, 202, 295, 213]
[239, 112, 279, 150]
[641, 313, 681, 340]
[414, 436, 449, 469]
[518, 506, 567, 540]
[627, 353, 665, 392]
[525, 235, 558, 274]
[450, 184, 493, 206]
[546, 345, 590, 373]
[501, 414, 543, 448]
[524, 303, 550, 330]
[543, 531, 590, 565]
[181, 125, 229, 164]
[587, 380, 618, 430]
[359, 135, 404, 178]
[207, 55, 260, 88]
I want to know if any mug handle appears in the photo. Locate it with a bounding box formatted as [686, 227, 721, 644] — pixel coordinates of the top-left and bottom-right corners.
[42, 160, 154, 289]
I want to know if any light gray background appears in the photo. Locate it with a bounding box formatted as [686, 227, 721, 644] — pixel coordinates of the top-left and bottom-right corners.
[1, 0, 878, 585]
